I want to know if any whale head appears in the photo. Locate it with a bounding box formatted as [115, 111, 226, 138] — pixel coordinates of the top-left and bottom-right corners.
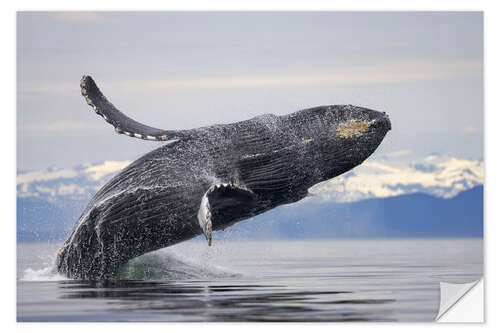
[282, 105, 391, 184]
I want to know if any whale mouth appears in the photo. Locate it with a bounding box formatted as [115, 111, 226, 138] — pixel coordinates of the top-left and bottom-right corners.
[380, 112, 391, 131]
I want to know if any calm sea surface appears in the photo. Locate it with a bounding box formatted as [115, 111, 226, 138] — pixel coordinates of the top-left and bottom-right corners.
[17, 239, 483, 322]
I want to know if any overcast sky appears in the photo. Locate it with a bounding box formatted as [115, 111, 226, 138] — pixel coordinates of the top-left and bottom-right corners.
[17, 11, 483, 170]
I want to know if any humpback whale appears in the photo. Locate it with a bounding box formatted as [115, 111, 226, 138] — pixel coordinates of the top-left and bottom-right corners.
[57, 76, 391, 279]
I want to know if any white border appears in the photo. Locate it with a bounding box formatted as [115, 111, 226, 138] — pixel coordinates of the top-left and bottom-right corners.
[4, 1, 497, 331]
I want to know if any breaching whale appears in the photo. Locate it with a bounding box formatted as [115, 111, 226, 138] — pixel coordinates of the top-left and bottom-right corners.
[57, 76, 391, 279]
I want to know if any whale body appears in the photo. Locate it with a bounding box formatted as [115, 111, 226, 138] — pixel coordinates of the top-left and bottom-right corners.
[56, 76, 391, 279]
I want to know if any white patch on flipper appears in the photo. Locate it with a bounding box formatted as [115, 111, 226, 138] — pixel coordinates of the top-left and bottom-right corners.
[197, 192, 212, 246]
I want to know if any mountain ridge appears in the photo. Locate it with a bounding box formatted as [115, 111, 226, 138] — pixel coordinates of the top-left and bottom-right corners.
[17, 185, 483, 242]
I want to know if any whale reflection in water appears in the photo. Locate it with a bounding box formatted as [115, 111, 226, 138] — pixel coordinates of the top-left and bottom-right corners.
[57, 279, 395, 322]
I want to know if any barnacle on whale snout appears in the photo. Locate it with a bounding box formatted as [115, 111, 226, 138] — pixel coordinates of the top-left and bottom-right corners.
[336, 119, 373, 138]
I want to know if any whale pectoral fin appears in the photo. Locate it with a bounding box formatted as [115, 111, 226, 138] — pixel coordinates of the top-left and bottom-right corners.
[80, 75, 187, 142]
[237, 147, 298, 195]
[197, 183, 256, 246]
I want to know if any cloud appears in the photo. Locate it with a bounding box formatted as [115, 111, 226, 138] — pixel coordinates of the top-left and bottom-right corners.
[83, 160, 131, 180]
[385, 149, 412, 157]
[463, 126, 480, 134]
[107, 60, 483, 91]
[17, 168, 78, 186]
[57, 183, 86, 196]
[49, 12, 102, 22]
[19, 60, 482, 96]
[20, 121, 105, 132]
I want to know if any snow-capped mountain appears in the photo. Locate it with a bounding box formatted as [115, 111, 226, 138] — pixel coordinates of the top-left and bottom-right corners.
[17, 155, 483, 203]
[17, 160, 131, 201]
[309, 154, 484, 202]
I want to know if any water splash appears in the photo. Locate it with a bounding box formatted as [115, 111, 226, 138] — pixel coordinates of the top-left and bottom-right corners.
[20, 248, 68, 281]
[20, 242, 240, 282]
[22, 266, 67, 282]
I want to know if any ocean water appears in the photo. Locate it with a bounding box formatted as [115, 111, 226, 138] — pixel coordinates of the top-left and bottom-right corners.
[17, 239, 483, 322]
